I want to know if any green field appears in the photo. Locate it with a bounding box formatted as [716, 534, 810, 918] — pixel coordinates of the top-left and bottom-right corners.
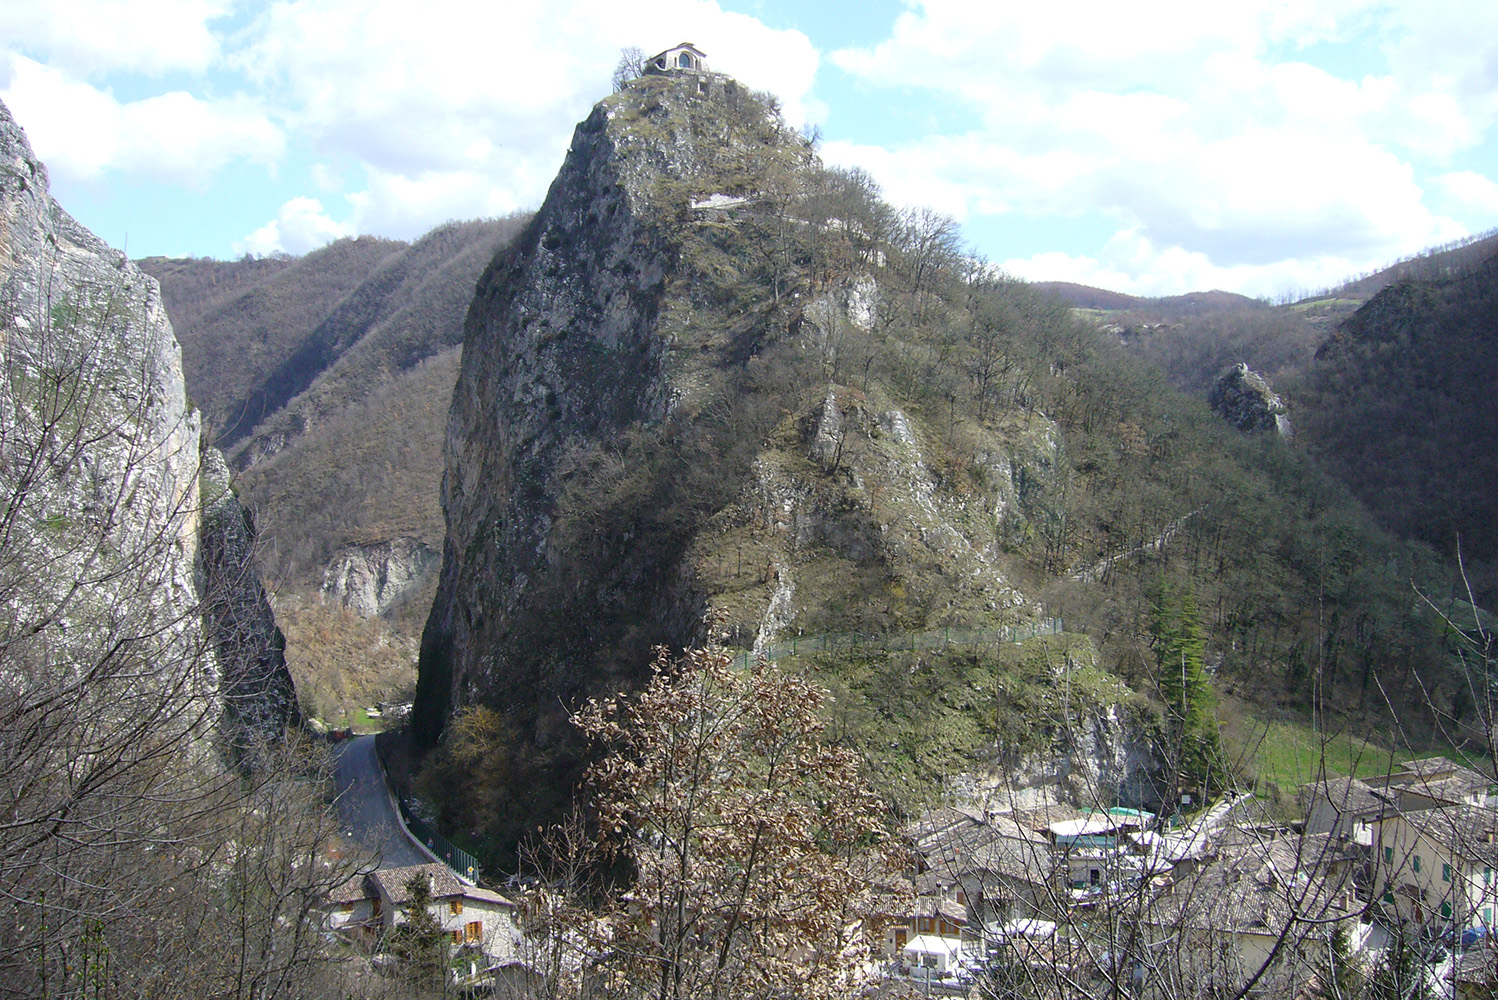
[1232, 716, 1405, 788]
[1230, 712, 1491, 801]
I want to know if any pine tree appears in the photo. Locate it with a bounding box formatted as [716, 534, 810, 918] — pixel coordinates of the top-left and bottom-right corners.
[1151, 583, 1228, 802]
[1366, 930, 1428, 1000]
[390, 874, 448, 991]
[1317, 922, 1366, 1000]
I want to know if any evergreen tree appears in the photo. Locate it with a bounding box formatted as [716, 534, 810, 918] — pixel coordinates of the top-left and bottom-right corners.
[1366, 930, 1428, 1000]
[1317, 922, 1366, 1000]
[390, 874, 448, 991]
[1151, 583, 1228, 801]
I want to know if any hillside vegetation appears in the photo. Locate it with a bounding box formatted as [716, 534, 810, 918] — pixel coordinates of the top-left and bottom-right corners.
[1298, 249, 1498, 603]
[411, 75, 1472, 868]
[145, 217, 528, 719]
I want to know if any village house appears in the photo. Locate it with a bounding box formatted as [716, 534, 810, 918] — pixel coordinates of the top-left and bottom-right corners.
[1373, 803, 1498, 933]
[324, 863, 522, 964]
[1300, 775, 1388, 846]
[1141, 831, 1362, 996]
[1047, 808, 1153, 889]
[1365, 756, 1494, 812]
[898, 807, 1059, 971]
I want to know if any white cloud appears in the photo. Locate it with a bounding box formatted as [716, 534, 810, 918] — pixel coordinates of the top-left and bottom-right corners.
[1002, 228, 1379, 299]
[824, 0, 1490, 283]
[0, 56, 282, 185]
[0, 0, 229, 75]
[1436, 172, 1498, 218]
[343, 167, 534, 240]
[234, 196, 353, 257]
[233, 0, 820, 218]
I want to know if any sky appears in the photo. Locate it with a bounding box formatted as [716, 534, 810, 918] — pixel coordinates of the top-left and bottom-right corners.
[3, 0, 1496, 298]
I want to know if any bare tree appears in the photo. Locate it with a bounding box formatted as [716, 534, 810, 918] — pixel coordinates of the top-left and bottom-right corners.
[612, 47, 647, 92]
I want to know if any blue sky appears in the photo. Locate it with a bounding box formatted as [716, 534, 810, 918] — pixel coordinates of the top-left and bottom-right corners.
[3, 0, 1496, 297]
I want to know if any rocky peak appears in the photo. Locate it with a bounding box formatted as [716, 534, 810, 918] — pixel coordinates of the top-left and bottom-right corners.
[415, 73, 811, 744]
[412, 73, 1096, 858]
[1209, 362, 1291, 436]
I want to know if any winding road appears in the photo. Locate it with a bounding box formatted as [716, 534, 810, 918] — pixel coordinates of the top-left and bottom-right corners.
[333, 734, 431, 869]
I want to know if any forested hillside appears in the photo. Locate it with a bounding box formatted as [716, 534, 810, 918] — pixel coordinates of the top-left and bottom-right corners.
[1043, 230, 1498, 399]
[144, 216, 528, 719]
[1298, 249, 1498, 604]
[411, 73, 1469, 867]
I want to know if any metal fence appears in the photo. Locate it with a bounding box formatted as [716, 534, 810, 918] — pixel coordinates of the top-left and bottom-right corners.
[728, 617, 1064, 670]
[398, 798, 484, 885]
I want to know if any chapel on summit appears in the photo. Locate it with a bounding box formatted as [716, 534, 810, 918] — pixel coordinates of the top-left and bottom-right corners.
[645, 43, 709, 75]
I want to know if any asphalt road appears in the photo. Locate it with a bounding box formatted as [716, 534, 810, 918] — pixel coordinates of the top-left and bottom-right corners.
[334, 734, 430, 869]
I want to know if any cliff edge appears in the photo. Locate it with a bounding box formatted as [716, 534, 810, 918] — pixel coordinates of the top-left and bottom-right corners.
[0, 99, 296, 751]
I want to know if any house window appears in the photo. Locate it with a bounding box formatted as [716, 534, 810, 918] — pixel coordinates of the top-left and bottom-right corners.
[1413, 855, 1422, 873]
[450, 930, 462, 946]
[1444, 864, 1453, 883]
[1441, 901, 1453, 919]
[450, 899, 463, 916]
[1486, 868, 1493, 886]
[1385, 846, 1394, 864]
[678, 52, 693, 68]
[466, 920, 482, 942]
[1384, 884, 1395, 903]
[956, 891, 965, 905]
[1484, 908, 1492, 925]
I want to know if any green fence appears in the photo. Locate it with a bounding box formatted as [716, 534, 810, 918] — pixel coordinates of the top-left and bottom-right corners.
[727, 617, 1064, 670]
[398, 798, 484, 885]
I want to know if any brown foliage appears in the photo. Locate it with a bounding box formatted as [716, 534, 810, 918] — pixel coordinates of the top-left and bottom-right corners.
[569, 643, 904, 1000]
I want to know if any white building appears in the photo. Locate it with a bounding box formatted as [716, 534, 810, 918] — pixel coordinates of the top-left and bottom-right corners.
[644, 43, 708, 75]
[1301, 775, 1387, 846]
[1374, 805, 1498, 932]
[325, 863, 522, 963]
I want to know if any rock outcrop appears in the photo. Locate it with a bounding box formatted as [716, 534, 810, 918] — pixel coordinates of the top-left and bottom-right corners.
[415, 73, 1078, 856]
[322, 537, 439, 616]
[416, 72, 802, 756]
[0, 98, 295, 750]
[199, 449, 300, 750]
[1209, 362, 1291, 436]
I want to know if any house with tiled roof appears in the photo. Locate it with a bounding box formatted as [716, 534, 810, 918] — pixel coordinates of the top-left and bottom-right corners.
[1374, 803, 1498, 933]
[644, 43, 708, 76]
[1142, 832, 1361, 995]
[896, 807, 1057, 968]
[1300, 775, 1388, 846]
[1366, 757, 1494, 812]
[324, 863, 521, 962]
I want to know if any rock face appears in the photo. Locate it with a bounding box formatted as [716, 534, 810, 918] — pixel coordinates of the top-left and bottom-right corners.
[199, 449, 300, 749]
[416, 74, 1070, 853]
[0, 99, 295, 750]
[1209, 362, 1291, 436]
[950, 701, 1160, 813]
[322, 537, 439, 616]
[416, 72, 795, 754]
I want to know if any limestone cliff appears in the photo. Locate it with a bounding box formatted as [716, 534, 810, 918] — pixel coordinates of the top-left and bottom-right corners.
[0, 99, 295, 749]
[199, 449, 300, 750]
[322, 537, 439, 617]
[416, 73, 796, 752]
[415, 74, 1115, 854]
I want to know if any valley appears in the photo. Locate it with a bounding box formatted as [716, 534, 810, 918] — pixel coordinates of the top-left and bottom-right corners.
[3, 38, 1497, 1000]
